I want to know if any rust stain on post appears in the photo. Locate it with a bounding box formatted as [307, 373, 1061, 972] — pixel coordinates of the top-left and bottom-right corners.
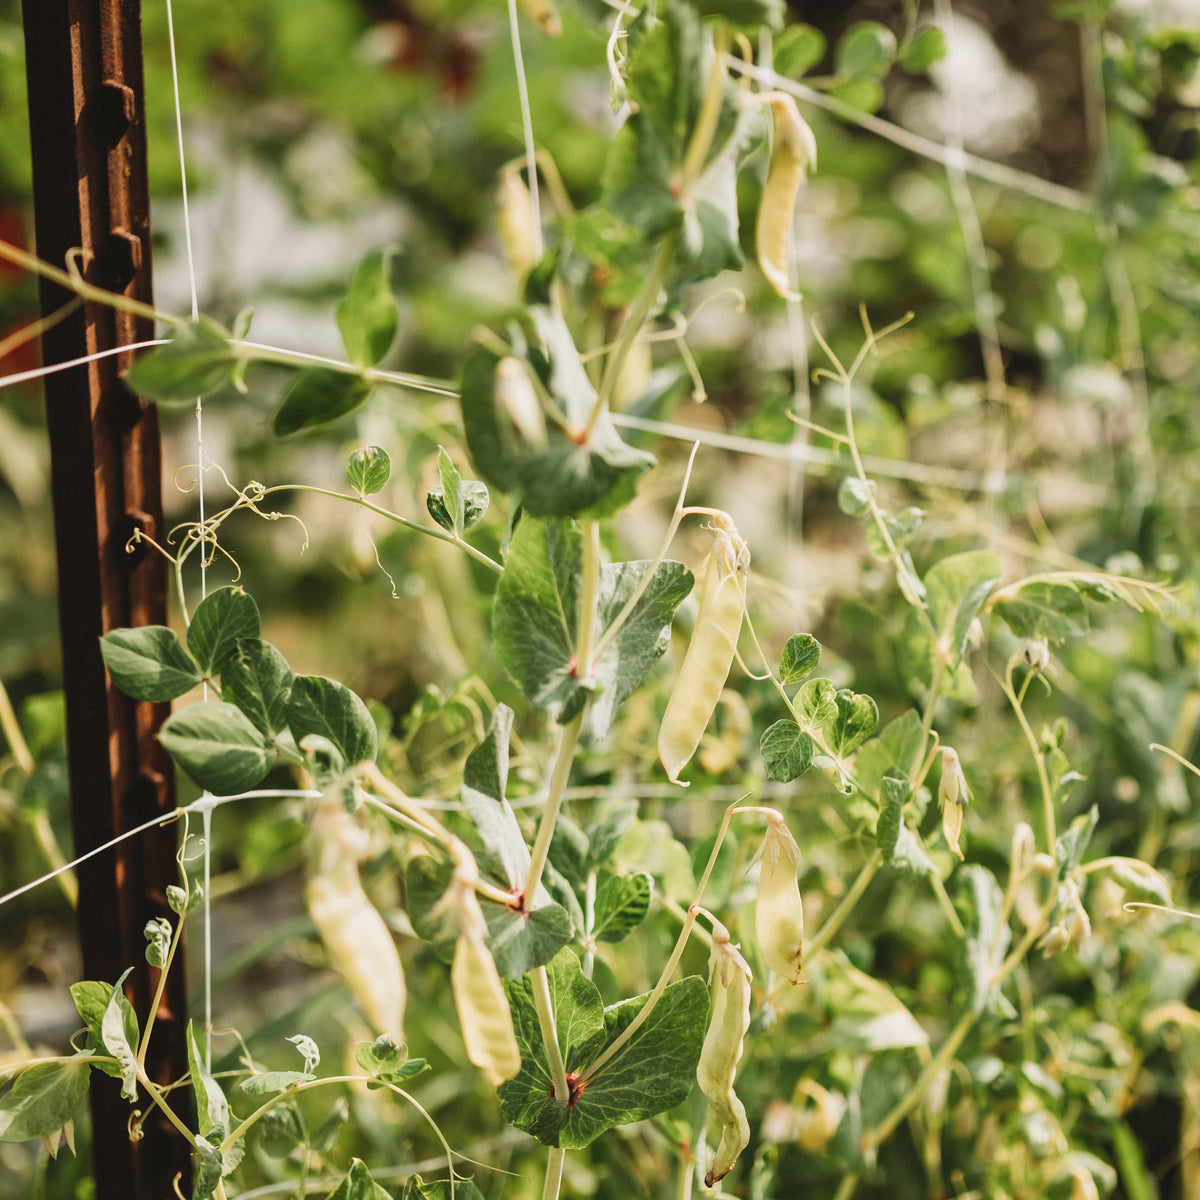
[21, 0, 192, 1195]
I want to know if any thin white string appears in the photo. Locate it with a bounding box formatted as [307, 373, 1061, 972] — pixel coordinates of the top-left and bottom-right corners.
[163, 0, 215, 1066]
[506, 0, 543, 261]
[0, 790, 322, 909]
[0, 340, 167, 391]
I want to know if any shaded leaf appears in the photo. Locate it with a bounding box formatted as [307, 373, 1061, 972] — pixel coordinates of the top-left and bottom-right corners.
[592, 873, 653, 943]
[219, 640, 293, 738]
[336, 248, 399, 368]
[288, 676, 377, 767]
[125, 321, 237, 402]
[160, 702, 276, 794]
[187, 587, 261, 676]
[274, 368, 372, 436]
[100, 627, 201, 702]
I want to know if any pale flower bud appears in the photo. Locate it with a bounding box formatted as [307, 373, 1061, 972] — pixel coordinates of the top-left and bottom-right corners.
[938, 748, 970, 861]
[696, 930, 752, 1187]
[1023, 637, 1050, 671]
[966, 617, 984, 651]
[754, 816, 804, 984]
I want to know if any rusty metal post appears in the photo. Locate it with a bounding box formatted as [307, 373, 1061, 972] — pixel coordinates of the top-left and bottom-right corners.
[20, 0, 192, 1195]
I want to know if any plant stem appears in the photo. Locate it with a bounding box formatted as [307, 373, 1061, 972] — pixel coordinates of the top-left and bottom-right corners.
[233, 341, 458, 399]
[676, 25, 731, 191]
[136, 1068, 198, 1147]
[832, 1174, 859, 1200]
[999, 660, 1056, 856]
[522, 713, 583, 908]
[0, 679, 34, 775]
[805, 851, 883, 961]
[138, 915, 187, 1068]
[532, 966, 570, 1107]
[542, 1146, 566, 1200]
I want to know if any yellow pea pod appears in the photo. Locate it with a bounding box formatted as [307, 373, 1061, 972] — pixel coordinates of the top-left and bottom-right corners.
[938, 747, 969, 861]
[496, 164, 538, 284]
[658, 515, 749, 786]
[451, 890, 522, 1087]
[755, 93, 817, 302]
[305, 808, 405, 1037]
[696, 931, 752, 1187]
[755, 815, 804, 984]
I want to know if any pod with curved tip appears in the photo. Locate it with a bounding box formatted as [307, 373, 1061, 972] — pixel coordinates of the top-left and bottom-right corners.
[658, 516, 749, 785]
[451, 889, 522, 1086]
[305, 807, 405, 1037]
[755, 815, 804, 984]
[755, 93, 818, 302]
[696, 930, 752, 1187]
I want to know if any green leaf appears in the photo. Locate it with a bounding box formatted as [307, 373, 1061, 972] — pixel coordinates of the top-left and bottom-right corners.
[828, 76, 885, 113]
[193, 1137, 225, 1200]
[899, 25, 946, 72]
[837, 476, 874, 517]
[779, 633, 820, 685]
[1055, 806, 1098, 876]
[925, 551, 1001, 666]
[836, 20, 897, 77]
[187, 588, 261, 676]
[187, 1023, 229, 1139]
[288, 676, 377, 767]
[828, 690, 878, 756]
[586, 803, 639, 871]
[865, 507, 923, 562]
[238, 1071, 315, 1097]
[273, 368, 373, 437]
[101, 968, 138, 1100]
[100, 627, 201, 702]
[1112, 1120, 1157, 1200]
[160, 702, 276, 794]
[958, 866, 1014, 1017]
[760, 719, 814, 782]
[853, 709, 923, 801]
[592, 873, 653, 943]
[460, 308, 654, 519]
[125, 321, 238, 402]
[678, 0, 782, 28]
[426, 446, 489, 535]
[994, 581, 1089, 641]
[311, 1098, 347, 1152]
[1107, 859, 1171, 906]
[346, 446, 392, 495]
[354, 1034, 407, 1076]
[336, 248, 399, 368]
[219, 640, 293, 737]
[796, 677, 838, 727]
[402, 1176, 487, 1200]
[493, 518, 692, 736]
[772, 24, 826, 77]
[0, 1058, 91, 1144]
[143, 917, 172, 968]
[500, 949, 707, 1147]
[875, 774, 934, 878]
[258, 1103, 306, 1157]
[70, 980, 138, 1081]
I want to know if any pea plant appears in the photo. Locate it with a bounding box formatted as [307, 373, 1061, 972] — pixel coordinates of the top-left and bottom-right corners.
[2, 2, 1198, 1199]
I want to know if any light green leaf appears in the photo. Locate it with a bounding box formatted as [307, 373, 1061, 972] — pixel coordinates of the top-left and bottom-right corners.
[760, 719, 814, 782]
[160, 702, 276, 794]
[273, 368, 372, 436]
[796, 677, 838, 727]
[101, 968, 138, 1100]
[592, 872, 653, 943]
[238, 1071, 315, 1097]
[875, 773, 934, 878]
[100, 627, 201, 702]
[0, 1059, 91, 1144]
[994, 581, 1089, 641]
[346, 446, 392, 495]
[187, 1023, 229, 1139]
[899, 25, 946, 72]
[1107, 860, 1171, 906]
[354, 1034, 407, 1076]
[853, 709, 924, 801]
[70, 980, 138, 1081]
[287, 676, 377, 767]
[427, 447, 489, 533]
[772, 23, 826, 77]
[336, 248, 399, 368]
[219, 639, 293, 737]
[925, 551, 1001, 666]
[828, 690, 878, 756]
[143, 917, 172, 968]
[779, 633, 820, 685]
[187, 587, 261, 676]
[402, 1176, 487, 1200]
[836, 20, 897, 77]
[125, 321, 237, 402]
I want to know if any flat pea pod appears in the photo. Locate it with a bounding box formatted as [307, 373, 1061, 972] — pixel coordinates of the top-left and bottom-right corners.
[451, 889, 522, 1087]
[696, 930, 752, 1187]
[755, 93, 817, 303]
[658, 515, 749, 785]
[754, 815, 804, 984]
[305, 808, 406, 1037]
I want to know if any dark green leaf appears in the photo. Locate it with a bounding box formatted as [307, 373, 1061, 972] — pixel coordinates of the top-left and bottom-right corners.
[779, 633, 820, 684]
[101, 968, 138, 1100]
[402, 1176, 487, 1200]
[125, 321, 237, 402]
[288, 676, 377, 767]
[427, 447, 489, 533]
[924, 550, 1001, 666]
[346, 446, 392, 495]
[193, 1137, 224, 1200]
[187, 588, 261, 676]
[160, 702, 276, 794]
[311, 1098, 347, 1153]
[219, 640, 293, 738]
[899, 25, 946, 72]
[828, 690, 878, 756]
[994, 581, 1089, 641]
[100, 627, 201, 702]
[836, 20, 897, 77]
[760, 719, 814, 781]
[592, 873, 653, 943]
[875, 773, 934, 878]
[772, 24, 826, 77]
[336, 248, 399, 367]
[258, 1104, 306, 1157]
[238, 1071, 315, 1097]
[0, 1059, 91, 1144]
[1112, 1120, 1156, 1200]
[273, 368, 372, 436]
